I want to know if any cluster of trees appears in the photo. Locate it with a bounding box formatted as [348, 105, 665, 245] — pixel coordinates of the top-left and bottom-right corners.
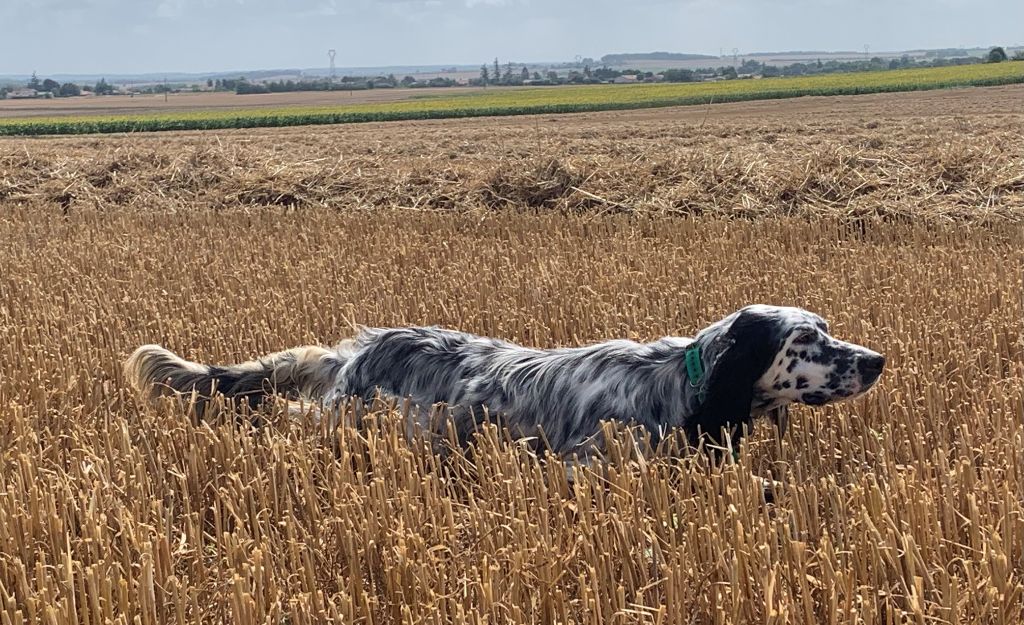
[472, 61, 669, 86]
[661, 69, 699, 82]
[401, 76, 459, 88]
[228, 75, 408, 95]
[592, 67, 659, 81]
[472, 61, 694, 86]
[475, 59, 535, 86]
[0, 73, 117, 98]
[473, 59, 629, 86]
[92, 78, 116, 94]
[987, 46, 1024, 62]
[223, 74, 465, 94]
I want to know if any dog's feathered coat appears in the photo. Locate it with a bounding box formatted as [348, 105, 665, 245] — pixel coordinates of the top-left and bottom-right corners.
[126, 305, 884, 458]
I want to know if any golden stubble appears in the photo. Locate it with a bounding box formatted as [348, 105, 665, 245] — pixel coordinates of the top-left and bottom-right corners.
[0, 108, 1021, 624]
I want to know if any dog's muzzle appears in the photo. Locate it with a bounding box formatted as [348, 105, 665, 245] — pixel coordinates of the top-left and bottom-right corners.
[857, 352, 886, 387]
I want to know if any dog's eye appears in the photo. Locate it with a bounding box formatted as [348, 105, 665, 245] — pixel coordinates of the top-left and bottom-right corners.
[792, 329, 817, 344]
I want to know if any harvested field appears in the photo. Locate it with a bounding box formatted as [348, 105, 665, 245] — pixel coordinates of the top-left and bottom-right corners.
[0, 89, 1022, 624]
[3, 86, 1024, 222]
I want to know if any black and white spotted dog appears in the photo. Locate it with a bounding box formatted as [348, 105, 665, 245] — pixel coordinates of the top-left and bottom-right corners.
[126, 305, 884, 465]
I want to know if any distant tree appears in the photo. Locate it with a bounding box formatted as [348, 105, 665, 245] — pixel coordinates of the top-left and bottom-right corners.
[546, 70, 559, 82]
[94, 78, 115, 95]
[662, 68, 696, 82]
[421, 77, 457, 88]
[721, 66, 738, 79]
[235, 81, 269, 94]
[206, 79, 213, 88]
[520, 66, 530, 81]
[480, 64, 490, 85]
[494, 58, 500, 84]
[401, 75, 417, 87]
[592, 66, 621, 80]
[1013, 50, 1024, 61]
[28, 72, 41, 90]
[739, 59, 762, 74]
[41, 78, 60, 92]
[532, 71, 542, 80]
[58, 82, 81, 97]
[583, 65, 592, 78]
[988, 47, 1008, 63]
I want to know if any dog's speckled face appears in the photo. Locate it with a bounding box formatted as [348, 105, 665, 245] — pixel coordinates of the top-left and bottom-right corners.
[751, 308, 885, 414]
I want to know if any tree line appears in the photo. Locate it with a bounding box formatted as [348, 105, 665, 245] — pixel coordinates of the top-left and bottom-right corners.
[0, 72, 116, 99]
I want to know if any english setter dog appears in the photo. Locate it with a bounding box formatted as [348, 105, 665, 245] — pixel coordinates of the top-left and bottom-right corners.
[126, 305, 884, 471]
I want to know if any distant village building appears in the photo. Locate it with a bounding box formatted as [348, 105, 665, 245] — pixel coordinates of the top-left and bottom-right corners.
[612, 75, 638, 84]
[9, 89, 39, 99]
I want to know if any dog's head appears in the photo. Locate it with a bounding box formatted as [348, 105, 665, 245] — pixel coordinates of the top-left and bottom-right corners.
[694, 305, 884, 437]
[750, 306, 884, 410]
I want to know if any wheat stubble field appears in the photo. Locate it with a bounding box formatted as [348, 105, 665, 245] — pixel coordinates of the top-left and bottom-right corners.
[1, 87, 1022, 624]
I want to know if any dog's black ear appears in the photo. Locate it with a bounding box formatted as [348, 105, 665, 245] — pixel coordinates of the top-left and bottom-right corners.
[689, 307, 783, 449]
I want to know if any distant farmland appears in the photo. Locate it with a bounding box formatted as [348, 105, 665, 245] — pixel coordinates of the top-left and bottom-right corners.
[1, 61, 1022, 136]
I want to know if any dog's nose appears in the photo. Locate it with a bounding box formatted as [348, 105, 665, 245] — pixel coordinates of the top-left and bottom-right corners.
[857, 354, 886, 384]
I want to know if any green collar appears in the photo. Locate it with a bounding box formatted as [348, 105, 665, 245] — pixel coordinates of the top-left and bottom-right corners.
[687, 344, 734, 460]
[684, 344, 704, 384]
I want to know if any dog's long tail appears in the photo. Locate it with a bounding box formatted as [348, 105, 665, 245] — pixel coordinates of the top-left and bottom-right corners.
[124, 342, 350, 413]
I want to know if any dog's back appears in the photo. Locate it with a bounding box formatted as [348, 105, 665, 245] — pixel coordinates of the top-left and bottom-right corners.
[333, 327, 693, 452]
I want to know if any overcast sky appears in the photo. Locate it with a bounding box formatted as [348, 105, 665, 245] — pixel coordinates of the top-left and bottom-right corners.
[1, 0, 1021, 75]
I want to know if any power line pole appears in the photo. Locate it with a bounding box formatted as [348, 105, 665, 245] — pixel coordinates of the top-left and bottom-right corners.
[328, 49, 337, 82]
